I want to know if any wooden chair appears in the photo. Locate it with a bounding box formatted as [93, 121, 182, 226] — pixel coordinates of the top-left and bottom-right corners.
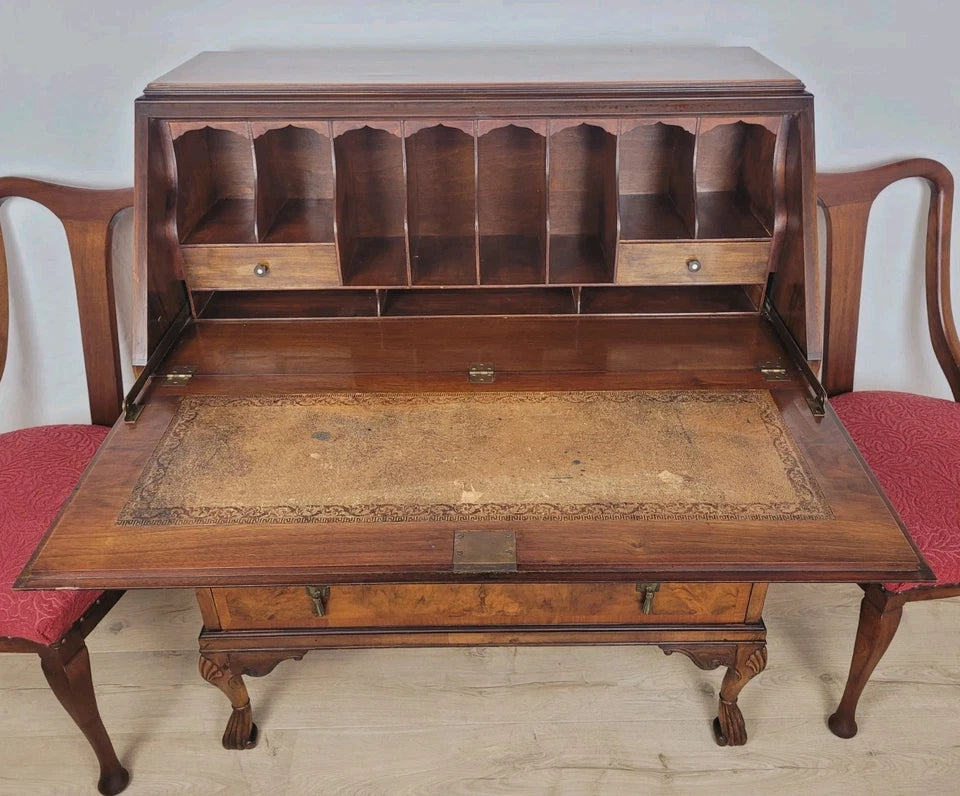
[0, 178, 133, 793]
[818, 159, 960, 738]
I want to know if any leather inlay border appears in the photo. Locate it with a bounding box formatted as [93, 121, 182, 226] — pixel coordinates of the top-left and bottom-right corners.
[118, 390, 832, 525]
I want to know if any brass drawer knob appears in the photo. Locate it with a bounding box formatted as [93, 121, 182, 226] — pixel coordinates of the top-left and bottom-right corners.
[686, 258, 702, 273]
[253, 262, 269, 277]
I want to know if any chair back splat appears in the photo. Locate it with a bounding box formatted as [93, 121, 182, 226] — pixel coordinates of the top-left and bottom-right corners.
[818, 159, 959, 399]
[0, 177, 133, 425]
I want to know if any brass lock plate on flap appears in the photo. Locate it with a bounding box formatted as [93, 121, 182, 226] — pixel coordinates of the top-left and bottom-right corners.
[453, 530, 517, 572]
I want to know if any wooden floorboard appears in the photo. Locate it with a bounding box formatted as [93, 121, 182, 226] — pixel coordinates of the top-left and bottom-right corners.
[1, 584, 959, 794]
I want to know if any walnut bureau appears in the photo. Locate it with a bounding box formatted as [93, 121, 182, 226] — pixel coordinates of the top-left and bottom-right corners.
[18, 47, 931, 750]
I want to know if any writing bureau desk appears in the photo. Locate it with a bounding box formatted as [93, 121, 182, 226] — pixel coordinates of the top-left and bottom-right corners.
[18, 47, 931, 750]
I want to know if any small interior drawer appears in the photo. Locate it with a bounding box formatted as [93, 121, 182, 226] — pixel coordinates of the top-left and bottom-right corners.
[181, 244, 340, 290]
[212, 582, 753, 630]
[616, 241, 771, 285]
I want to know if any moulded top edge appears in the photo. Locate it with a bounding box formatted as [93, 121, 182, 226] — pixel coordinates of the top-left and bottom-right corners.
[143, 47, 806, 97]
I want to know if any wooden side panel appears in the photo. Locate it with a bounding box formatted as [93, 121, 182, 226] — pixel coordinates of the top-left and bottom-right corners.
[133, 109, 189, 366]
[768, 104, 821, 360]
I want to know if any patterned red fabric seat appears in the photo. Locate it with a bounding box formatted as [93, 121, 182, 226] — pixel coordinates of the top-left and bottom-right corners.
[0, 424, 108, 644]
[832, 390, 960, 593]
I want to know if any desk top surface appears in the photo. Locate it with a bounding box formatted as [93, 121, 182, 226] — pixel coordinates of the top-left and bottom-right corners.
[144, 47, 804, 97]
[18, 317, 928, 590]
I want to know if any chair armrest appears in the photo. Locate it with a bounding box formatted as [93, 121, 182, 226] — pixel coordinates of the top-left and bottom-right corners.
[818, 159, 959, 400]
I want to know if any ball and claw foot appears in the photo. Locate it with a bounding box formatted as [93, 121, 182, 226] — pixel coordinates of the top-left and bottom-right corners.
[199, 654, 259, 751]
[712, 700, 748, 746]
[712, 645, 767, 746]
[222, 704, 259, 750]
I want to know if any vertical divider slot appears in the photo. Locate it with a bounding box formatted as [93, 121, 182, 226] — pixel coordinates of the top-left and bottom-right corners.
[477, 121, 548, 285]
[333, 121, 410, 286]
[171, 121, 257, 244]
[617, 118, 696, 242]
[695, 116, 780, 239]
[548, 120, 618, 283]
[404, 121, 478, 285]
[252, 122, 335, 244]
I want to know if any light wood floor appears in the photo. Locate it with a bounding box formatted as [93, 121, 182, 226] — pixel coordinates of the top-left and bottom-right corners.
[1, 584, 959, 794]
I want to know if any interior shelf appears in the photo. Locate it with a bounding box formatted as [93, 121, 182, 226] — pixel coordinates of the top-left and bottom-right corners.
[173, 126, 257, 244]
[334, 125, 409, 286]
[197, 289, 379, 319]
[405, 123, 477, 285]
[548, 122, 617, 283]
[696, 119, 777, 239]
[618, 120, 696, 241]
[254, 124, 335, 244]
[580, 285, 760, 315]
[478, 124, 547, 284]
[382, 287, 575, 316]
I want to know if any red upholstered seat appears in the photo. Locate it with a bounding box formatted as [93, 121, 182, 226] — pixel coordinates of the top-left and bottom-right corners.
[832, 391, 960, 593]
[0, 424, 108, 644]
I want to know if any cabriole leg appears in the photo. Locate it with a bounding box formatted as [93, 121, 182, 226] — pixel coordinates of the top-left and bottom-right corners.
[660, 639, 767, 746]
[713, 643, 767, 746]
[40, 642, 130, 795]
[199, 653, 258, 750]
[828, 586, 905, 739]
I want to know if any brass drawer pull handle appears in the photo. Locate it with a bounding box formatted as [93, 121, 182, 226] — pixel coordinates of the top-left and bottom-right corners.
[253, 262, 269, 277]
[637, 582, 660, 614]
[305, 585, 330, 616]
[686, 258, 702, 273]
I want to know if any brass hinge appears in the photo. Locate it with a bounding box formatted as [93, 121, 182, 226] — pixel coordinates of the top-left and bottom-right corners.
[759, 362, 790, 381]
[305, 585, 330, 617]
[761, 298, 827, 419]
[637, 582, 661, 614]
[468, 363, 495, 383]
[164, 366, 195, 385]
[123, 301, 193, 424]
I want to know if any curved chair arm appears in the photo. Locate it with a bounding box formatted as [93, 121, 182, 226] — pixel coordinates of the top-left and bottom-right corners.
[818, 159, 959, 400]
[0, 178, 133, 425]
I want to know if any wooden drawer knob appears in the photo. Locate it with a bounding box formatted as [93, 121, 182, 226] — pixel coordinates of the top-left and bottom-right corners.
[253, 262, 269, 277]
[686, 258, 702, 273]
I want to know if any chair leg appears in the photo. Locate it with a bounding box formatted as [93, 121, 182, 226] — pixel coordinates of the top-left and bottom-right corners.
[39, 641, 130, 795]
[828, 585, 906, 739]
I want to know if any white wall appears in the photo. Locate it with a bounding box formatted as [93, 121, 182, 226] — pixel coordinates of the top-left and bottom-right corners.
[1, 0, 957, 431]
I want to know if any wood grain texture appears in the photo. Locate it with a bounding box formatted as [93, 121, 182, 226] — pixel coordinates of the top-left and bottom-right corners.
[2, 584, 959, 793]
[616, 240, 771, 285]
[143, 47, 804, 97]
[18, 377, 928, 588]
[212, 582, 753, 630]
[181, 244, 340, 290]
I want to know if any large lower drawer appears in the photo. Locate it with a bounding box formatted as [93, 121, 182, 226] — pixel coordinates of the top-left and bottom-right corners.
[211, 582, 753, 630]
[182, 244, 340, 290]
[616, 241, 771, 285]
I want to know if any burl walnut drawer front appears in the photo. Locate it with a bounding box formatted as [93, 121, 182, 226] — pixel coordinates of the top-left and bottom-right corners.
[181, 244, 340, 290]
[212, 582, 752, 630]
[616, 241, 771, 285]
